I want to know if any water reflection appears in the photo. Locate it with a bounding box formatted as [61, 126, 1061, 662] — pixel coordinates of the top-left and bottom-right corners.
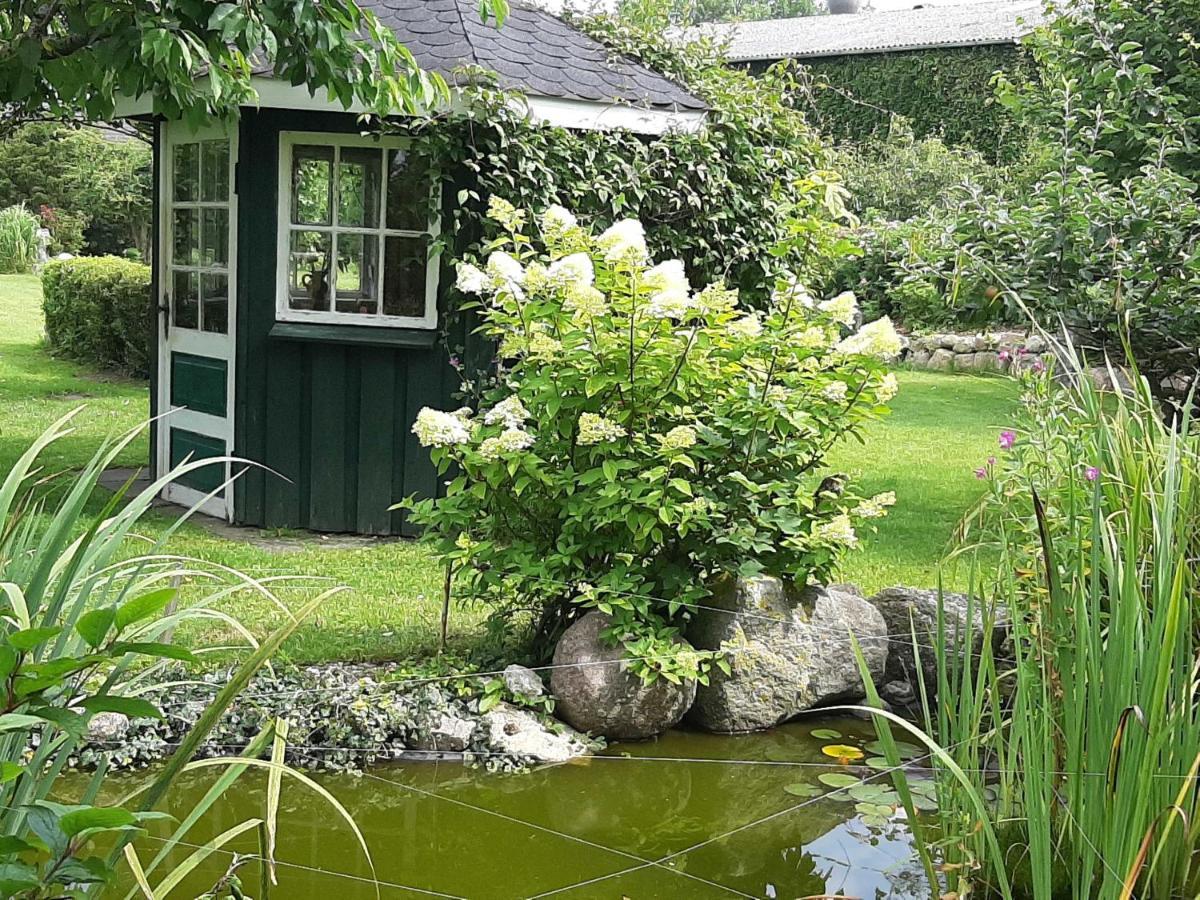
[95, 717, 922, 899]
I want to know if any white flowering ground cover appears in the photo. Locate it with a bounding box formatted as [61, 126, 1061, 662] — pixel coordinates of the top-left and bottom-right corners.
[0, 274, 1018, 666]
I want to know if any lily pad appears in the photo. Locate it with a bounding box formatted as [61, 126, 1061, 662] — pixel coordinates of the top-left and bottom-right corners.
[854, 801, 895, 818]
[865, 756, 891, 771]
[821, 744, 865, 761]
[848, 783, 898, 805]
[860, 813, 891, 829]
[783, 782, 822, 798]
[818, 772, 861, 789]
[864, 740, 923, 760]
[809, 728, 843, 740]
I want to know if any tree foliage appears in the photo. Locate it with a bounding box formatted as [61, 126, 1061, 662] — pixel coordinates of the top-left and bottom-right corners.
[0, 0, 508, 132]
[618, 0, 819, 27]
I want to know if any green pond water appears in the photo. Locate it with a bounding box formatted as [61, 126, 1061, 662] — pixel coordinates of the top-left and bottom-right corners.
[94, 716, 926, 899]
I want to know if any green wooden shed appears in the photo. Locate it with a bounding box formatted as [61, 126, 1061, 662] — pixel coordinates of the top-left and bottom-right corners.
[115, 0, 704, 535]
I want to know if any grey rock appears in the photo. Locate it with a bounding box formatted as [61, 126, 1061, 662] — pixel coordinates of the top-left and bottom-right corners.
[932, 333, 958, 350]
[410, 711, 476, 752]
[1089, 365, 1135, 395]
[86, 712, 130, 743]
[1024, 334, 1047, 354]
[908, 349, 931, 367]
[686, 577, 888, 733]
[551, 611, 696, 740]
[928, 348, 956, 370]
[881, 680, 917, 706]
[480, 702, 591, 763]
[952, 337, 975, 354]
[970, 351, 1000, 371]
[503, 664, 545, 698]
[868, 586, 1009, 696]
[973, 334, 995, 351]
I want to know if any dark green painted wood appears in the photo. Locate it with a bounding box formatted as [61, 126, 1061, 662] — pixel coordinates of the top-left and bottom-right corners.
[268, 322, 438, 349]
[231, 107, 484, 535]
[149, 121, 162, 477]
[170, 428, 226, 493]
[171, 352, 227, 417]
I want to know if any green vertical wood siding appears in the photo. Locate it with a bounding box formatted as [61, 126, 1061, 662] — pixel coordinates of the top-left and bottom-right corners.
[232, 108, 476, 535]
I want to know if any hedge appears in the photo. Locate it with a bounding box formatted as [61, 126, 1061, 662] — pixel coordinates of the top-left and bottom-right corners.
[42, 256, 152, 377]
[777, 45, 1039, 164]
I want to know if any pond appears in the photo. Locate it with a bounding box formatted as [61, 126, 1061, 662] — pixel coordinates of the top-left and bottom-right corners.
[97, 716, 927, 899]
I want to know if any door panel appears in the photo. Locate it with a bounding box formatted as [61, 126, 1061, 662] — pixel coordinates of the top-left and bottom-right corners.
[157, 121, 237, 520]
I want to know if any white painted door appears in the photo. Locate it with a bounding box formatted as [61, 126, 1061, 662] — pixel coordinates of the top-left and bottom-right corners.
[157, 121, 238, 520]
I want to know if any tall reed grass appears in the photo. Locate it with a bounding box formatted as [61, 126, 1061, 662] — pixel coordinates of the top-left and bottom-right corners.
[0, 204, 40, 274]
[859, 346, 1200, 899]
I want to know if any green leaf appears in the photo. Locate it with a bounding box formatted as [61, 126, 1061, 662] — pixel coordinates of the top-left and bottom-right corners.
[108, 641, 197, 663]
[8, 626, 63, 651]
[817, 772, 860, 789]
[0, 762, 23, 784]
[782, 782, 822, 798]
[79, 695, 163, 721]
[0, 713, 44, 734]
[809, 728, 842, 740]
[114, 588, 177, 631]
[76, 608, 116, 648]
[60, 807, 138, 838]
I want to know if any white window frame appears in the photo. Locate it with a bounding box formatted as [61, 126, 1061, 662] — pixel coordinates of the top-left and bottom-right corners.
[275, 131, 441, 329]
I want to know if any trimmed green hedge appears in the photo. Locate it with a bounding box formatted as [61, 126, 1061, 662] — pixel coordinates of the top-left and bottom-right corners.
[791, 45, 1038, 163]
[42, 256, 152, 377]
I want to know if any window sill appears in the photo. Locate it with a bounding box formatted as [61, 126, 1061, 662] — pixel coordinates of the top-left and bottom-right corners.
[268, 321, 438, 349]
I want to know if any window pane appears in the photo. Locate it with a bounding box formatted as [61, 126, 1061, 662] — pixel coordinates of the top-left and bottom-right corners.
[333, 233, 379, 314]
[386, 149, 432, 232]
[291, 146, 333, 226]
[173, 143, 200, 202]
[288, 231, 333, 311]
[338, 147, 381, 229]
[201, 140, 230, 202]
[383, 235, 429, 318]
[201, 208, 228, 268]
[201, 273, 229, 334]
[173, 270, 199, 329]
[173, 209, 200, 266]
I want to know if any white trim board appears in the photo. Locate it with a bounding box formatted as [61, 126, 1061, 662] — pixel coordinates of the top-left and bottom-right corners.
[114, 77, 706, 136]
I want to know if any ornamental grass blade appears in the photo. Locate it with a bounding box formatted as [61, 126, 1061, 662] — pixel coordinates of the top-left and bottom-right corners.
[123, 843, 154, 900]
[148, 818, 263, 900]
[265, 717, 290, 885]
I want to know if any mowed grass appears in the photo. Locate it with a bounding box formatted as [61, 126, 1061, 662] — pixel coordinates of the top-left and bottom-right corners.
[1, 273, 1019, 663]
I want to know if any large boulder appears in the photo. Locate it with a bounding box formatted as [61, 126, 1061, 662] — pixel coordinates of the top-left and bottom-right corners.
[685, 577, 888, 733]
[550, 611, 697, 740]
[868, 586, 1009, 696]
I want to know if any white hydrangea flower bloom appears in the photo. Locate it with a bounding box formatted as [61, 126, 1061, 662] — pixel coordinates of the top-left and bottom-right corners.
[729, 313, 763, 338]
[564, 283, 606, 319]
[478, 428, 535, 461]
[455, 263, 487, 295]
[818, 291, 859, 327]
[487, 251, 525, 287]
[657, 425, 698, 452]
[412, 407, 471, 447]
[853, 492, 896, 519]
[646, 289, 694, 320]
[695, 283, 739, 314]
[772, 276, 816, 309]
[577, 412, 625, 445]
[815, 513, 859, 548]
[821, 380, 849, 402]
[643, 259, 689, 294]
[796, 326, 829, 349]
[549, 252, 594, 287]
[597, 219, 648, 265]
[875, 372, 899, 403]
[542, 205, 577, 233]
[526, 332, 563, 358]
[836, 317, 903, 359]
[483, 395, 530, 429]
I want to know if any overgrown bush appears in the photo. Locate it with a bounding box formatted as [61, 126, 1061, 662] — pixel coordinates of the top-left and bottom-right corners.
[405, 200, 901, 677]
[0, 203, 39, 273]
[42, 255, 152, 377]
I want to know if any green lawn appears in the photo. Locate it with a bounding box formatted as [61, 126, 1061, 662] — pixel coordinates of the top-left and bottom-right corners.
[1, 273, 1019, 664]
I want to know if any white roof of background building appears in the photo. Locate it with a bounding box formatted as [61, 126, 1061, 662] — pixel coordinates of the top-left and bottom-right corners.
[688, 1, 1047, 62]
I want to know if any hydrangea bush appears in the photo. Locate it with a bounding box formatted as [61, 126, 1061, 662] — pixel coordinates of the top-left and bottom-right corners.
[405, 200, 901, 678]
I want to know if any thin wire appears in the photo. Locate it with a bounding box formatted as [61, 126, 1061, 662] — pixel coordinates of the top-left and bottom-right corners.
[134, 832, 468, 899]
[350, 764, 755, 900]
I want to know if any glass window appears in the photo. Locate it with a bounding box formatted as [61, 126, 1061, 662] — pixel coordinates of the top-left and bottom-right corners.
[279, 136, 438, 327]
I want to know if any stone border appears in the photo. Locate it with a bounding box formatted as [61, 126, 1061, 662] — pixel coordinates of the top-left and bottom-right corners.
[903, 330, 1053, 374]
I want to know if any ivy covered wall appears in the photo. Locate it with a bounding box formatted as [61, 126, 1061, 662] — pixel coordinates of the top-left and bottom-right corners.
[750, 44, 1038, 163]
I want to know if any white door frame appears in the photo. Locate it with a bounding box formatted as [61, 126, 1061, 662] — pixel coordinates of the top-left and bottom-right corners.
[156, 119, 238, 521]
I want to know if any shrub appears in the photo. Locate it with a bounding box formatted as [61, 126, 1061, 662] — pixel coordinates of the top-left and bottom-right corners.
[42, 255, 152, 376]
[0, 203, 39, 273]
[404, 200, 901, 678]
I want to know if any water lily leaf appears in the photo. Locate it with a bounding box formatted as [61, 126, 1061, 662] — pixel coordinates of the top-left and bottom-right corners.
[911, 794, 939, 812]
[817, 772, 860, 789]
[865, 756, 891, 771]
[809, 728, 842, 740]
[854, 801, 894, 818]
[783, 782, 822, 798]
[848, 784, 897, 805]
[821, 744, 865, 761]
[865, 739, 922, 760]
[860, 814, 891, 828]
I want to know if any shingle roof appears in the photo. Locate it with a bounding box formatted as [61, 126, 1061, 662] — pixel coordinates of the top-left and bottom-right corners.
[688, 1, 1046, 62]
[359, 0, 705, 111]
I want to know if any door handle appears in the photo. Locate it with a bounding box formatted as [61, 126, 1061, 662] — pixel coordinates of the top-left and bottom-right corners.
[159, 295, 170, 339]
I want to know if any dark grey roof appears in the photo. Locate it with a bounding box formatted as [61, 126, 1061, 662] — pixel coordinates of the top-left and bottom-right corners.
[357, 0, 704, 111]
[688, 1, 1046, 62]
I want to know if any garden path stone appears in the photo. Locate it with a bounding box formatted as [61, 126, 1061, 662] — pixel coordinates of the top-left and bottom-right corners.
[551, 611, 697, 740]
[685, 577, 888, 733]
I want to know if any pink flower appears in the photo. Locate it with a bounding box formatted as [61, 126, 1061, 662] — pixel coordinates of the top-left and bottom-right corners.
[997, 350, 1011, 362]
[999, 430, 1016, 450]
[1018, 347, 1028, 357]
[1032, 358, 1046, 374]
[988, 456, 997, 466]
[1085, 466, 1100, 481]
[975, 467, 988, 480]
[448, 355, 462, 370]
